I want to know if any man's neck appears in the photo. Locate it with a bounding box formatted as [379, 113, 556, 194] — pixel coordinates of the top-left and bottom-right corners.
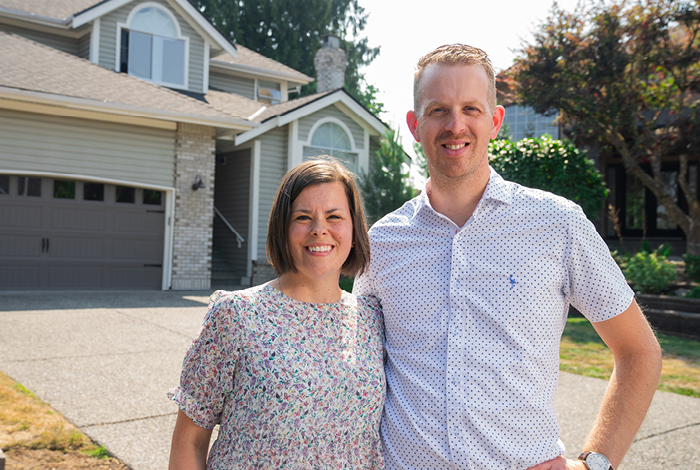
[426, 169, 490, 228]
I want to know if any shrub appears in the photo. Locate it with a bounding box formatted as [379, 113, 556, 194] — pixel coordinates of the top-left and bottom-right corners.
[684, 285, 700, 299]
[489, 136, 608, 221]
[683, 253, 700, 282]
[624, 247, 677, 294]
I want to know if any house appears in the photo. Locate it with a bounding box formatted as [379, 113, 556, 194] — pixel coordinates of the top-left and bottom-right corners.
[0, 0, 387, 291]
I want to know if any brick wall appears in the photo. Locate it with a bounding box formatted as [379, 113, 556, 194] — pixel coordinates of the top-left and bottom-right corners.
[171, 123, 216, 290]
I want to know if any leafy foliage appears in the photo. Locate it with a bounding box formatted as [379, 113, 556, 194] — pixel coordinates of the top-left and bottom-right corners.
[412, 142, 429, 180]
[508, 0, 700, 252]
[360, 128, 413, 225]
[188, 0, 381, 108]
[683, 252, 700, 281]
[489, 136, 608, 220]
[624, 246, 677, 294]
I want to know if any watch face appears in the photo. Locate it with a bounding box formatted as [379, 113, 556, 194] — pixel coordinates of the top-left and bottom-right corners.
[586, 452, 611, 470]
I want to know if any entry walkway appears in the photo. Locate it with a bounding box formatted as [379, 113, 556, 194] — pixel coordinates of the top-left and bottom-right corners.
[0, 290, 698, 469]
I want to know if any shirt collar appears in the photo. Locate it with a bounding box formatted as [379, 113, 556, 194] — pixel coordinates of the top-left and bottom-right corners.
[412, 166, 512, 221]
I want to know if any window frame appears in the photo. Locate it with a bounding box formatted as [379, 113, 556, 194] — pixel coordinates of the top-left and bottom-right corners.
[116, 2, 190, 90]
[302, 118, 359, 172]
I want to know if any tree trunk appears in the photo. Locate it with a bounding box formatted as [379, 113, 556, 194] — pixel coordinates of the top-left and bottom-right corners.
[686, 224, 700, 256]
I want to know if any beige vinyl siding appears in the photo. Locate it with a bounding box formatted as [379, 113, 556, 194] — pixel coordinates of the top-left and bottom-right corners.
[257, 127, 288, 259]
[208, 71, 255, 100]
[99, 3, 126, 70]
[0, 109, 175, 188]
[77, 33, 91, 59]
[213, 148, 250, 280]
[298, 106, 365, 150]
[0, 23, 78, 55]
[100, 0, 206, 93]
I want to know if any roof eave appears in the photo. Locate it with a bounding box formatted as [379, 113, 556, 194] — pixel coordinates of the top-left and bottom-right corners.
[0, 86, 256, 131]
[0, 6, 73, 27]
[209, 60, 313, 85]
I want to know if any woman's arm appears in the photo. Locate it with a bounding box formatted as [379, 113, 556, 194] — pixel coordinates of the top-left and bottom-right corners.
[169, 410, 213, 470]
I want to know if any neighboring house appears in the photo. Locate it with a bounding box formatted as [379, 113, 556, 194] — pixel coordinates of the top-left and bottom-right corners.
[497, 72, 696, 253]
[0, 0, 387, 291]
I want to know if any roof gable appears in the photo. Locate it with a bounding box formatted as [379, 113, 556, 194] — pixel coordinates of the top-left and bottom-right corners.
[0, 31, 253, 129]
[211, 44, 312, 85]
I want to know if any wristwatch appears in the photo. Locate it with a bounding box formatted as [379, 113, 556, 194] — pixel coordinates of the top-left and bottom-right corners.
[578, 451, 613, 470]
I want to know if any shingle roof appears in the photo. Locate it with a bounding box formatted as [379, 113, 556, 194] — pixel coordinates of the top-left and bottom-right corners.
[204, 89, 264, 120]
[0, 32, 248, 122]
[252, 90, 336, 122]
[0, 0, 103, 22]
[211, 44, 312, 83]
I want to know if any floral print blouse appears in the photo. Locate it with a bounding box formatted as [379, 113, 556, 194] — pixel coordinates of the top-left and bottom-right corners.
[169, 284, 385, 469]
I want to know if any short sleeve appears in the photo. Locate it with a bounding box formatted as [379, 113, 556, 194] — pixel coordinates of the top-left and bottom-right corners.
[168, 291, 241, 429]
[564, 205, 634, 322]
[353, 265, 376, 297]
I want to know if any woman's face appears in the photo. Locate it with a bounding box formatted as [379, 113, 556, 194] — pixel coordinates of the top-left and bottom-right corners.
[287, 181, 353, 284]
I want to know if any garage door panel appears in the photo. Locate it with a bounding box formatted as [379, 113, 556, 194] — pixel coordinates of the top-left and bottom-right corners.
[0, 263, 41, 288]
[112, 238, 163, 260]
[51, 207, 106, 231]
[48, 265, 104, 288]
[0, 204, 43, 227]
[111, 267, 162, 289]
[114, 211, 164, 232]
[49, 236, 105, 258]
[0, 233, 43, 257]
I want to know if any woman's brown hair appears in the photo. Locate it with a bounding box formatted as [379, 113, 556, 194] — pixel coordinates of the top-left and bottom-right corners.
[266, 158, 370, 277]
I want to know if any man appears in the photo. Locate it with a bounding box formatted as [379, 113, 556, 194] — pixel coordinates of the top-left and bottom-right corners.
[353, 44, 662, 470]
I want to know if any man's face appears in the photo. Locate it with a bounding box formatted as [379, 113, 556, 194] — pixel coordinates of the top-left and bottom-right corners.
[408, 63, 504, 185]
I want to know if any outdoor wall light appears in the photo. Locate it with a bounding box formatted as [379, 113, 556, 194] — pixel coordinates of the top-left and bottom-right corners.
[192, 175, 205, 191]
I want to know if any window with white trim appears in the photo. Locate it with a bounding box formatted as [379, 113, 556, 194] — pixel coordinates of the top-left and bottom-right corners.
[258, 80, 281, 105]
[303, 122, 357, 171]
[120, 5, 186, 87]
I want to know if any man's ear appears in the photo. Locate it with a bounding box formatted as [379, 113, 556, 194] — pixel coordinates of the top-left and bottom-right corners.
[407, 110, 421, 143]
[490, 105, 506, 140]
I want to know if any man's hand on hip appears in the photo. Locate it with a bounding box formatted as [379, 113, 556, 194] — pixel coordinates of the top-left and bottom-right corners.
[525, 456, 587, 470]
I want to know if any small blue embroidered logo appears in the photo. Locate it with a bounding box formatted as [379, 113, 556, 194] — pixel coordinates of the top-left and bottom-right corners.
[509, 274, 517, 290]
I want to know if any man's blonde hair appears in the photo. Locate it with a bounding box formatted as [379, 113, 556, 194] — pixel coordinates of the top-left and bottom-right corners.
[413, 44, 497, 114]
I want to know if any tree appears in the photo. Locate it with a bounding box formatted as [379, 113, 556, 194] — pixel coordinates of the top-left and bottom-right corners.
[360, 128, 413, 225]
[507, 0, 700, 252]
[188, 0, 381, 108]
[413, 142, 429, 180]
[489, 136, 609, 221]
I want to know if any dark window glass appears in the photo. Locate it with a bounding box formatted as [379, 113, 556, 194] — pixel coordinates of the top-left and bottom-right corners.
[0, 175, 9, 195]
[116, 185, 135, 203]
[53, 180, 75, 199]
[84, 182, 104, 201]
[19, 177, 42, 197]
[143, 189, 162, 205]
[120, 29, 129, 73]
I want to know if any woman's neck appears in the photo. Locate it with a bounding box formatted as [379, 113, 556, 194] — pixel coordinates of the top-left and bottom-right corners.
[275, 272, 343, 304]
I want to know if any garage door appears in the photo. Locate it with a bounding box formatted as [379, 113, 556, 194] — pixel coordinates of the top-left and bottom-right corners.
[0, 175, 165, 290]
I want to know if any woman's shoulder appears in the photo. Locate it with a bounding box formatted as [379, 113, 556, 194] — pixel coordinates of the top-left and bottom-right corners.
[205, 284, 274, 323]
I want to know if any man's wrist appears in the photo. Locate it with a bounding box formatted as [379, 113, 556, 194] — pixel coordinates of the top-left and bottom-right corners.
[578, 451, 613, 470]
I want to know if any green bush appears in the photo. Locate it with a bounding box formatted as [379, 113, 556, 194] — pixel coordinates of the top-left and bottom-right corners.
[489, 136, 608, 221]
[684, 285, 700, 299]
[683, 253, 700, 282]
[624, 247, 677, 294]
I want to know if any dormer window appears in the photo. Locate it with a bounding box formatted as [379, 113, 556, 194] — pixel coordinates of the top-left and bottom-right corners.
[119, 4, 188, 88]
[258, 80, 281, 105]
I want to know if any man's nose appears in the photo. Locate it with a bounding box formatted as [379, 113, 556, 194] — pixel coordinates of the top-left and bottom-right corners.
[444, 111, 467, 135]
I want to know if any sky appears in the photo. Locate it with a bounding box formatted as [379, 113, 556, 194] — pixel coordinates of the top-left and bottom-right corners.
[358, 0, 580, 182]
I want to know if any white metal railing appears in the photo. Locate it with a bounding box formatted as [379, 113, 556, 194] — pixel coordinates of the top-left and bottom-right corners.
[214, 206, 245, 248]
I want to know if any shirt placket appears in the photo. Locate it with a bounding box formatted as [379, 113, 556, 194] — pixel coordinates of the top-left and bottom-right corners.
[446, 224, 468, 464]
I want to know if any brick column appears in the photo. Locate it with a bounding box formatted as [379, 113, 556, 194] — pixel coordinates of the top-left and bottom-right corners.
[171, 123, 216, 290]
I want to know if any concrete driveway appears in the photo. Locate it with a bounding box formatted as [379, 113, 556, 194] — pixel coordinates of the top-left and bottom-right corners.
[0, 290, 699, 470]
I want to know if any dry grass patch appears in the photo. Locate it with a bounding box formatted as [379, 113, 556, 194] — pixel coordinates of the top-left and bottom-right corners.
[560, 317, 700, 398]
[0, 371, 128, 469]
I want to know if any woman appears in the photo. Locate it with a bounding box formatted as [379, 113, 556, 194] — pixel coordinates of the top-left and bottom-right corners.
[168, 159, 385, 469]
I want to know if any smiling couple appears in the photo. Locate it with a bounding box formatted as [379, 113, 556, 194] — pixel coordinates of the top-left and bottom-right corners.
[168, 44, 662, 470]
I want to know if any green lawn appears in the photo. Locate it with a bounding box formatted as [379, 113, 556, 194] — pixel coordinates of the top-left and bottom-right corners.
[561, 317, 700, 398]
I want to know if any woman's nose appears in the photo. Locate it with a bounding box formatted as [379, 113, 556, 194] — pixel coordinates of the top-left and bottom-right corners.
[310, 219, 327, 235]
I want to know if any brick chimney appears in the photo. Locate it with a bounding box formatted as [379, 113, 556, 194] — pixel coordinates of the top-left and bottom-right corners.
[314, 34, 347, 93]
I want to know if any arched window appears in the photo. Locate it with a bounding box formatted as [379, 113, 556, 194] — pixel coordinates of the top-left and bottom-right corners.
[303, 122, 357, 171]
[120, 4, 186, 87]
